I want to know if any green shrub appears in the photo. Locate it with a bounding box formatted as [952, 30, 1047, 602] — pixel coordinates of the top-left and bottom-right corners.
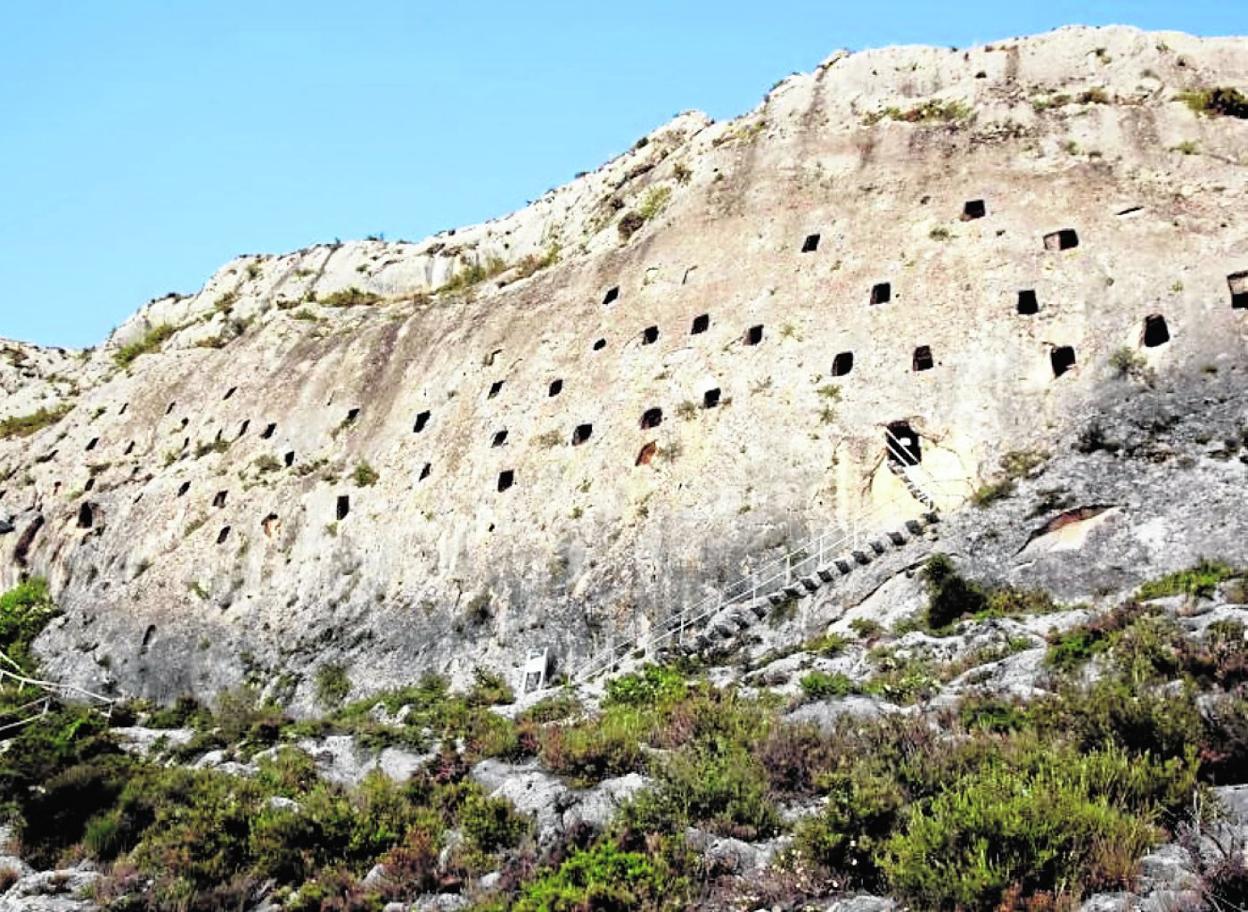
[1137, 559, 1237, 600]
[509, 841, 679, 912]
[540, 709, 650, 786]
[971, 478, 1015, 507]
[315, 664, 351, 709]
[466, 667, 514, 707]
[603, 664, 687, 709]
[795, 764, 906, 888]
[351, 461, 379, 487]
[880, 744, 1182, 909]
[319, 287, 381, 307]
[439, 257, 506, 294]
[519, 691, 582, 724]
[460, 792, 531, 853]
[0, 404, 72, 440]
[803, 632, 849, 656]
[922, 554, 988, 629]
[1179, 86, 1248, 118]
[628, 744, 780, 840]
[114, 324, 176, 368]
[799, 670, 856, 700]
[0, 578, 59, 672]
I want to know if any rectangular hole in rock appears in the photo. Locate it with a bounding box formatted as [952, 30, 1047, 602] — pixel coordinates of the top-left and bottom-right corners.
[492, 429, 509, 447]
[261, 423, 277, 439]
[497, 470, 514, 492]
[84, 477, 95, 493]
[1143, 314, 1170, 347]
[572, 423, 593, 445]
[640, 407, 663, 430]
[213, 491, 227, 508]
[119, 402, 128, 415]
[337, 495, 350, 520]
[284, 451, 295, 468]
[602, 286, 619, 306]
[912, 346, 934, 372]
[419, 463, 431, 481]
[1051, 345, 1076, 377]
[166, 402, 176, 415]
[86, 437, 99, 452]
[1229, 272, 1248, 309]
[1017, 290, 1039, 315]
[635, 441, 657, 466]
[237, 420, 250, 438]
[345, 408, 360, 423]
[801, 233, 821, 253]
[592, 338, 606, 351]
[871, 282, 892, 305]
[414, 411, 431, 433]
[178, 481, 191, 497]
[217, 526, 231, 544]
[831, 352, 854, 377]
[488, 380, 504, 399]
[124, 441, 135, 455]
[703, 388, 721, 408]
[642, 326, 659, 345]
[77, 503, 94, 529]
[886, 421, 922, 465]
[223, 386, 237, 400]
[962, 199, 987, 220]
[1044, 229, 1079, 251]
[691, 314, 710, 335]
[744, 325, 763, 346]
[549, 379, 563, 397]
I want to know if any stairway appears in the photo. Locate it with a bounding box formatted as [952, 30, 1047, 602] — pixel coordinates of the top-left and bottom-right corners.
[661, 511, 939, 660]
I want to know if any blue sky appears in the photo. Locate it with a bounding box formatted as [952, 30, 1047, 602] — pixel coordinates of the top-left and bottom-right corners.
[1, 1, 1244, 347]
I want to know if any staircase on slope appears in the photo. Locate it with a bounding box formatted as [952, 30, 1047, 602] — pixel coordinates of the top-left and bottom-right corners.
[572, 428, 951, 684]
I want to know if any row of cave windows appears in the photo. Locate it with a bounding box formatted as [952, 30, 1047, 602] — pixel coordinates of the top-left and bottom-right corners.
[71, 266, 1247, 459]
[76, 307, 1179, 538]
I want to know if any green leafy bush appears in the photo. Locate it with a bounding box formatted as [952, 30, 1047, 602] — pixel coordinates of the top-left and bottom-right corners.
[509, 841, 684, 912]
[880, 744, 1179, 909]
[314, 664, 351, 709]
[1179, 86, 1248, 118]
[799, 670, 856, 700]
[319, 287, 382, 307]
[114, 324, 176, 368]
[0, 404, 72, 440]
[1137, 559, 1237, 600]
[603, 664, 687, 708]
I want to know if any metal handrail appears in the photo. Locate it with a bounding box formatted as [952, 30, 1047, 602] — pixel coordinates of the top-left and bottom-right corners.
[574, 430, 962, 682]
[0, 650, 116, 715]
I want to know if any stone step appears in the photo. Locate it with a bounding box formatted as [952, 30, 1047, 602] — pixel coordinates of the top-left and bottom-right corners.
[782, 584, 805, 600]
[767, 591, 787, 606]
[852, 549, 873, 565]
[870, 539, 887, 555]
[800, 575, 821, 592]
[816, 566, 837, 583]
[749, 599, 771, 619]
[834, 557, 853, 574]
[888, 528, 907, 546]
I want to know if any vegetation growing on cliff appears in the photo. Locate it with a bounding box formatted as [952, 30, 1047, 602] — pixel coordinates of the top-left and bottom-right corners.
[113, 323, 176, 368]
[0, 563, 1245, 911]
[0, 403, 72, 440]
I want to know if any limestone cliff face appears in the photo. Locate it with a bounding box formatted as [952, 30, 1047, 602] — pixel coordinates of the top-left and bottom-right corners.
[1, 25, 1246, 711]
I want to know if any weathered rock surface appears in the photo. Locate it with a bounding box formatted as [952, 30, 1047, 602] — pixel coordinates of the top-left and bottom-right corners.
[0, 25, 1245, 717]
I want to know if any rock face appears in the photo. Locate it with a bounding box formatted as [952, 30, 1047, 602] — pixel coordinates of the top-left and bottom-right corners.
[1, 26, 1247, 711]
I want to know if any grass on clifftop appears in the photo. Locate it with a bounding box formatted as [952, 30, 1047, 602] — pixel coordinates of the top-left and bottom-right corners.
[0, 403, 72, 439]
[1179, 86, 1248, 119]
[113, 323, 176, 369]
